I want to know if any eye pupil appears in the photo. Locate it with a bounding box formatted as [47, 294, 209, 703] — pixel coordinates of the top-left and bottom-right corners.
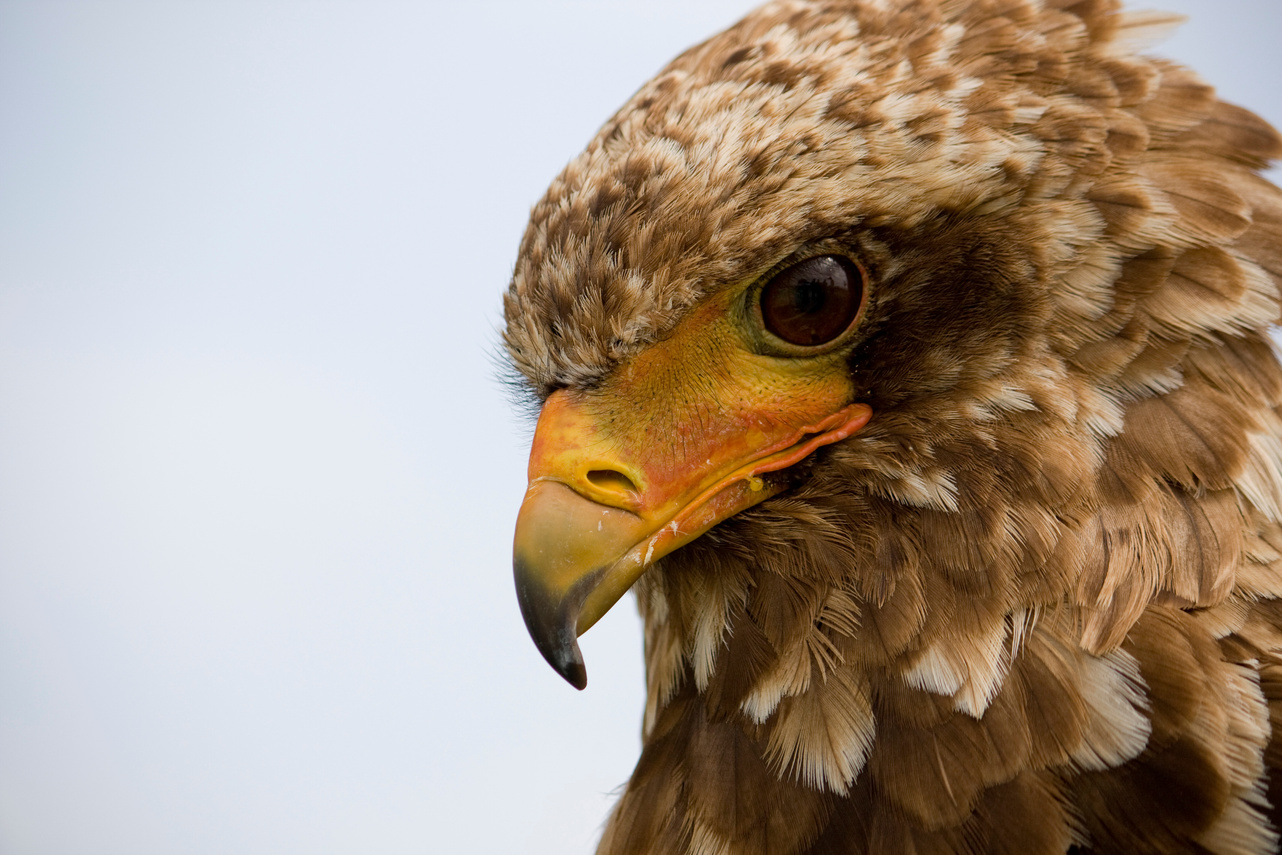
[794, 280, 826, 314]
[760, 255, 866, 346]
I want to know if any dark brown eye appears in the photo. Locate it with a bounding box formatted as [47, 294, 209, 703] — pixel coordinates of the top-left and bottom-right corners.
[759, 255, 866, 347]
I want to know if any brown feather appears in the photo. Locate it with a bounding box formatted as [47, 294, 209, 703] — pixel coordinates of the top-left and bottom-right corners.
[504, 0, 1282, 851]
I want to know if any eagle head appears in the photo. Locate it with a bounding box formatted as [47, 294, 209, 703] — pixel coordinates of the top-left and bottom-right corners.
[503, 0, 1282, 851]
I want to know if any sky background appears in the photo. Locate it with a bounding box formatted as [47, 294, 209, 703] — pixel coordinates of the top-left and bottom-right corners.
[2, 1, 1280, 853]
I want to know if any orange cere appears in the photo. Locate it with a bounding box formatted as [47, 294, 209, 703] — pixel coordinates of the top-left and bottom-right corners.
[529, 296, 863, 503]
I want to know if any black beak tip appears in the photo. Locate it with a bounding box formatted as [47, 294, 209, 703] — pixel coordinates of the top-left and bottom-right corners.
[554, 649, 588, 691]
[515, 558, 590, 690]
[530, 619, 588, 690]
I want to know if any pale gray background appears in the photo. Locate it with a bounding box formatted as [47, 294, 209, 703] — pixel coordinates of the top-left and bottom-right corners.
[1, 1, 1279, 853]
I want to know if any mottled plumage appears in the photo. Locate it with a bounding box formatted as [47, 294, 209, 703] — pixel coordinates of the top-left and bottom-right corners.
[505, 0, 1282, 852]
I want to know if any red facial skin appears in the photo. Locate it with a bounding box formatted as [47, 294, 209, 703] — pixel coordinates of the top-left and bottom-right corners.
[513, 289, 872, 688]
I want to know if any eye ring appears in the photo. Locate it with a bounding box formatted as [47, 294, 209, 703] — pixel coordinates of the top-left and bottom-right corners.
[758, 254, 868, 348]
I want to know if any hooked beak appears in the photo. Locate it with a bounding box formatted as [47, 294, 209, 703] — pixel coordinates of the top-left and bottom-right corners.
[513, 390, 871, 688]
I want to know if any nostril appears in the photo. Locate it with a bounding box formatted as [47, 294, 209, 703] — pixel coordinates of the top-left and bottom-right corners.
[586, 468, 639, 497]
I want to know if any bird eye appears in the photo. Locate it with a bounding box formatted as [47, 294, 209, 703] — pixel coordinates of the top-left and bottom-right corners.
[759, 254, 866, 347]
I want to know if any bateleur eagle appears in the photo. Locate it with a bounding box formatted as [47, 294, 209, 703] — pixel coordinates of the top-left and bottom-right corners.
[503, 0, 1282, 852]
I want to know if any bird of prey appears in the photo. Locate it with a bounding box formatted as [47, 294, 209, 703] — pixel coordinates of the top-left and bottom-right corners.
[504, 0, 1282, 851]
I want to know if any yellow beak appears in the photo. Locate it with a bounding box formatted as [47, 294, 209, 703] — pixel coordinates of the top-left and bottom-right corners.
[513, 388, 871, 688]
